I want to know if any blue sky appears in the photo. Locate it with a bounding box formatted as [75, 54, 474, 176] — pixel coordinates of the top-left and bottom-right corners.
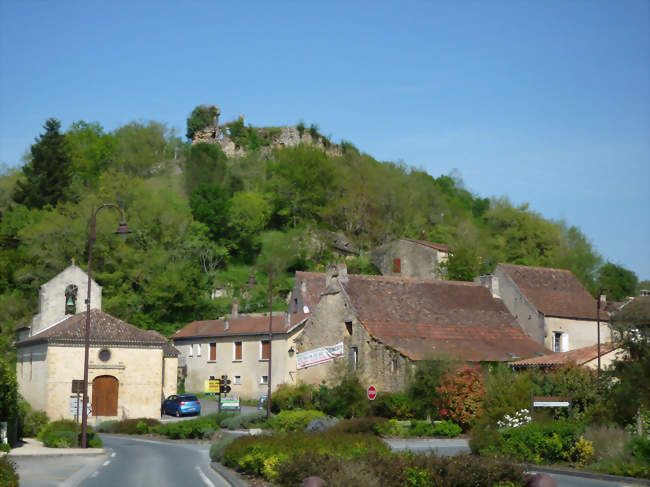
[1, 1, 648, 280]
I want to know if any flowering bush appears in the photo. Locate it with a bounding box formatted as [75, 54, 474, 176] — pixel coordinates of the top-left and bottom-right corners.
[436, 366, 486, 430]
[497, 409, 532, 429]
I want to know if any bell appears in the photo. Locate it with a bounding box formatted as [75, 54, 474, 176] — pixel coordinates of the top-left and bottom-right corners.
[67, 296, 75, 307]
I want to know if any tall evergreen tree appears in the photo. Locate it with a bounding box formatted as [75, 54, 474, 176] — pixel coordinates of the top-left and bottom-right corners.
[13, 118, 71, 209]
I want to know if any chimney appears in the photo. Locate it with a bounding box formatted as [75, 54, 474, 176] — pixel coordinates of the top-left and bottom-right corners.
[232, 298, 239, 318]
[475, 274, 500, 299]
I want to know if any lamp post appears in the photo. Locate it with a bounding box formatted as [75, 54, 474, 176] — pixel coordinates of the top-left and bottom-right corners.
[80, 204, 131, 448]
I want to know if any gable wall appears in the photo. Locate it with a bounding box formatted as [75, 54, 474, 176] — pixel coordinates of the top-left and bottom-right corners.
[17, 343, 48, 413]
[295, 291, 412, 393]
[372, 240, 446, 279]
[544, 316, 611, 351]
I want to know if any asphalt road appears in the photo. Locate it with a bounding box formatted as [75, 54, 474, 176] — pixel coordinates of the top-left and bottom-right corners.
[76, 435, 231, 487]
[12, 454, 105, 487]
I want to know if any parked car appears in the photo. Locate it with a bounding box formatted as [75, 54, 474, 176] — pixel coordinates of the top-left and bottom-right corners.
[257, 395, 267, 410]
[162, 394, 201, 417]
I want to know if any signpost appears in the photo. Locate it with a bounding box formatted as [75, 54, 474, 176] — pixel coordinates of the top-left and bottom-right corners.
[530, 392, 572, 420]
[367, 385, 377, 401]
[71, 380, 84, 446]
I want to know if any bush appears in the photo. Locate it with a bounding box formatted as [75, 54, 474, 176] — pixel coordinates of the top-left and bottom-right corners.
[0, 455, 19, 487]
[210, 434, 235, 462]
[21, 409, 49, 438]
[407, 357, 459, 419]
[0, 443, 10, 453]
[372, 392, 415, 419]
[153, 416, 219, 440]
[37, 419, 77, 441]
[305, 416, 339, 433]
[329, 417, 386, 435]
[313, 376, 370, 418]
[437, 366, 485, 430]
[584, 424, 630, 462]
[270, 383, 317, 413]
[432, 420, 462, 438]
[269, 410, 325, 432]
[41, 428, 102, 448]
[220, 411, 267, 430]
[628, 435, 650, 465]
[96, 418, 161, 435]
[568, 436, 594, 465]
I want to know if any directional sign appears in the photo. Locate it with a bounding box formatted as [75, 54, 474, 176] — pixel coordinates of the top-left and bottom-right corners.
[367, 385, 377, 401]
[70, 397, 91, 417]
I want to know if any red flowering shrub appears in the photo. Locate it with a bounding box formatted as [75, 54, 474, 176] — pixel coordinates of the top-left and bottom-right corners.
[436, 366, 486, 430]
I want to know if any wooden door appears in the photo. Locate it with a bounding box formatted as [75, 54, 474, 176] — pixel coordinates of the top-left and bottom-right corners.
[92, 375, 118, 416]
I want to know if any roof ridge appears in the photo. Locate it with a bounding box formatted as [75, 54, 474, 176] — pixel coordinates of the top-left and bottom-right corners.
[499, 262, 572, 273]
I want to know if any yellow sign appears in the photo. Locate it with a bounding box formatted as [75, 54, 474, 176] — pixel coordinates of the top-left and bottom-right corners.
[204, 379, 220, 393]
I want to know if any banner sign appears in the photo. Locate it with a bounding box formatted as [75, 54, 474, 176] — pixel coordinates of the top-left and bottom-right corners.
[297, 342, 344, 369]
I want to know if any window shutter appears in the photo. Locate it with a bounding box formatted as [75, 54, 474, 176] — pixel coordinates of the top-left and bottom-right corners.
[234, 342, 242, 360]
[393, 258, 401, 274]
[261, 340, 270, 360]
[561, 333, 569, 352]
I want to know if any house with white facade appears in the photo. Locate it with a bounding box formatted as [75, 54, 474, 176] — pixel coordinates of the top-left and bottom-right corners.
[476, 263, 610, 352]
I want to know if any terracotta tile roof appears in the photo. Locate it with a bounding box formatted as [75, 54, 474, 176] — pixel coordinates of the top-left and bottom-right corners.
[510, 343, 616, 368]
[611, 296, 650, 325]
[171, 313, 307, 340]
[16, 310, 168, 348]
[146, 330, 180, 357]
[338, 275, 549, 361]
[403, 239, 449, 252]
[498, 263, 607, 321]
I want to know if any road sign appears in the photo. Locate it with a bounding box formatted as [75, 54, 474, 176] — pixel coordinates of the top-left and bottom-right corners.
[71, 379, 84, 393]
[204, 379, 221, 393]
[367, 385, 377, 401]
[70, 397, 91, 416]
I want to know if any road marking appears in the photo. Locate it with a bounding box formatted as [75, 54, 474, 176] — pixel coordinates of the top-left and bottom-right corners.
[103, 460, 110, 466]
[195, 466, 215, 487]
[90, 472, 99, 478]
[110, 452, 116, 458]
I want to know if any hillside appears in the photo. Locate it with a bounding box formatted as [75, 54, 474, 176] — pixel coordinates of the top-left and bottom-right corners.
[0, 110, 638, 356]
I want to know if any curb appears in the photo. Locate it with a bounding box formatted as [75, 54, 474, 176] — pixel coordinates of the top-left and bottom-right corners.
[7, 449, 106, 458]
[529, 465, 650, 486]
[211, 462, 250, 487]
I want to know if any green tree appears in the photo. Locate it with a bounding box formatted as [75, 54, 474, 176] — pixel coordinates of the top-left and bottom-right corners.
[183, 143, 227, 195]
[439, 245, 484, 281]
[13, 118, 72, 209]
[186, 105, 220, 140]
[112, 121, 180, 177]
[66, 121, 117, 186]
[189, 184, 231, 242]
[407, 357, 459, 419]
[596, 262, 639, 301]
[227, 191, 272, 255]
[0, 356, 17, 422]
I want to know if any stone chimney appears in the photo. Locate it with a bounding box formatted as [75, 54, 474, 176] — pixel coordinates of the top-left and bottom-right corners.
[475, 274, 500, 299]
[325, 263, 348, 294]
[231, 298, 239, 318]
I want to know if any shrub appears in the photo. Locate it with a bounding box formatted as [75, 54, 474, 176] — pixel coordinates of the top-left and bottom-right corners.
[437, 365, 486, 430]
[584, 424, 630, 462]
[41, 429, 102, 448]
[432, 420, 462, 438]
[628, 435, 650, 465]
[220, 411, 267, 430]
[0, 443, 10, 453]
[470, 427, 504, 456]
[22, 409, 49, 438]
[313, 376, 370, 418]
[153, 416, 219, 439]
[372, 392, 415, 419]
[407, 357, 459, 419]
[97, 418, 161, 435]
[409, 420, 434, 437]
[37, 419, 77, 441]
[270, 383, 317, 413]
[210, 434, 235, 462]
[568, 436, 594, 465]
[305, 416, 339, 433]
[329, 417, 386, 435]
[0, 455, 19, 487]
[269, 410, 325, 432]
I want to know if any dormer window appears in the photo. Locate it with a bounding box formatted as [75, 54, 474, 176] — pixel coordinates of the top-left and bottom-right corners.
[65, 285, 78, 315]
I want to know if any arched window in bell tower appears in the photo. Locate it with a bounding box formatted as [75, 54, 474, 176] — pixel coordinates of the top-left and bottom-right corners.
[65, 284, 78, 315]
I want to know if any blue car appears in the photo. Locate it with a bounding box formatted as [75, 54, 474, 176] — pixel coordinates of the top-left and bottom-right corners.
[162, 394, 201, 417]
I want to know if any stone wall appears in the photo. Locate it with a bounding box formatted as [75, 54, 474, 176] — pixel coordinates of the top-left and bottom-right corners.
[371, 240, 447, 280]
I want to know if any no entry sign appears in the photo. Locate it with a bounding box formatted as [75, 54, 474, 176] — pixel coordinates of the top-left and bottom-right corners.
[367, 385, 377, 401]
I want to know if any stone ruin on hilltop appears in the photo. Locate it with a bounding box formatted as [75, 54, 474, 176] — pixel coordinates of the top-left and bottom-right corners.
[191, 106, 342, 158]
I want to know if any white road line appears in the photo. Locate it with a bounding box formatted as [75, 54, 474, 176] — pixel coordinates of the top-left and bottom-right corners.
[90, 472, 99, 478]
[110, 452, 116, 458]
[103, 460, 110, 466]
[195, 466, 215, 487]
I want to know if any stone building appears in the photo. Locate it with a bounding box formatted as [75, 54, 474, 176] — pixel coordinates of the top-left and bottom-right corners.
[294, 265, 549, 393]
[15, 264, 177, 422]
[171, 307, 307, 399]
[510, 343, 623, 371]
[370, 239, 449, 280]
[475, 263, 610, 352]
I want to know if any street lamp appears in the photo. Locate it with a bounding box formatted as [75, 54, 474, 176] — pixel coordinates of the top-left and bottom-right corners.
[80, 204, 131, 448]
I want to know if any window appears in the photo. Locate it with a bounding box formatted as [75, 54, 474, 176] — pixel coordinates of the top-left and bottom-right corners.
[345, 321, 353, 335]
[260, 340, 270, 360]
[189, 344, 193, 357]
[234, 375, 241, 385]
[196, 344, 201, 357]
[393, 258, 401, 274]
[209, 343, 216, 361]
[292, 297, 298, 313]
[350, 346, 359, 371]
[234, 341, 242, 361]
[260, 375, 268, 385]
[553, 332, 568, 353]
